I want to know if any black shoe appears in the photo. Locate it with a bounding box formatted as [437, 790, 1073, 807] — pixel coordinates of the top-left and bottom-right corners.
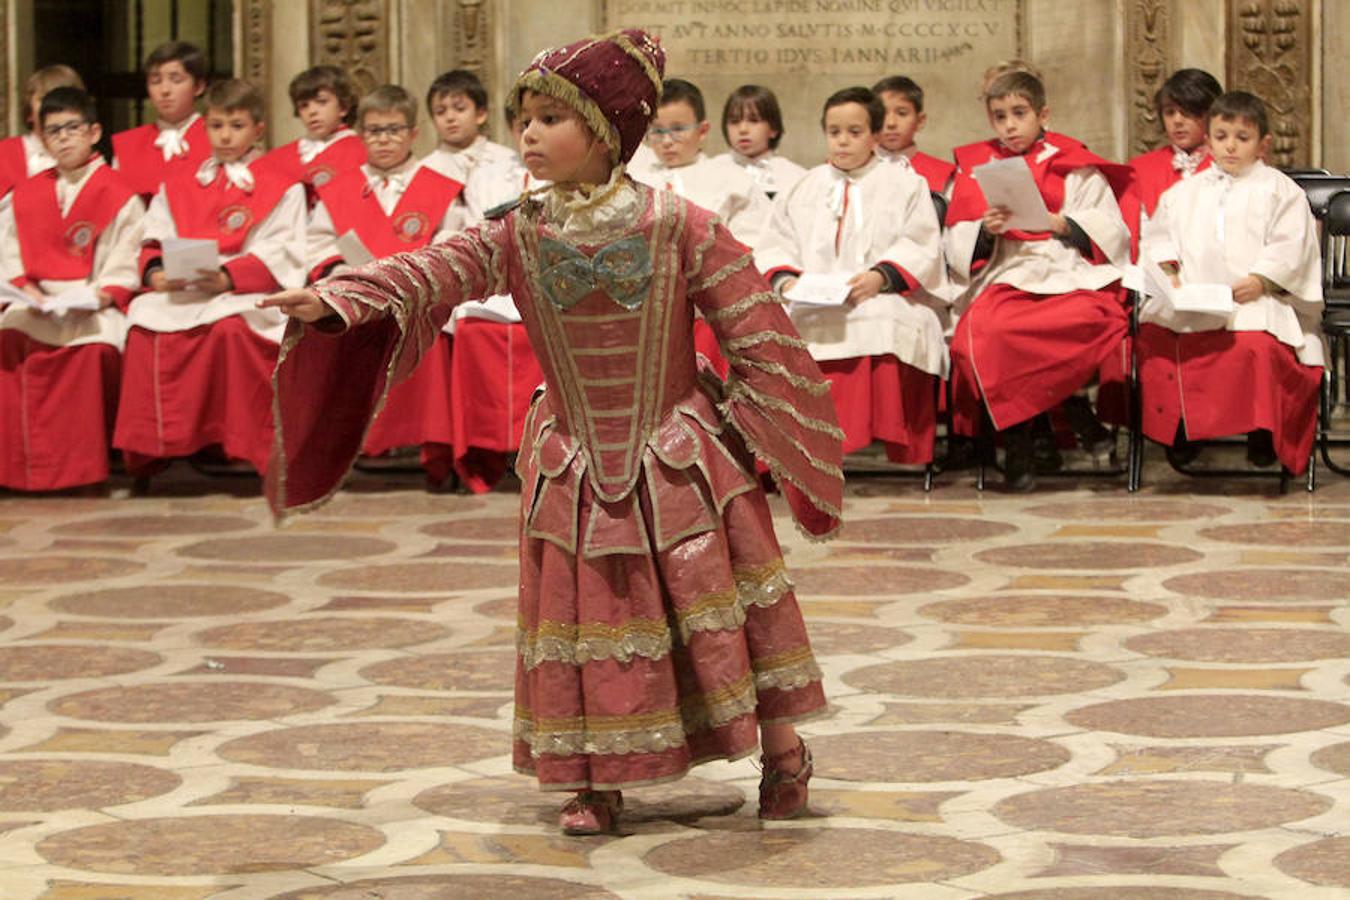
[1031, 415, 1064, 474]
[1061, 395, 1115, 460]
[934, 435, 979, 473]
[1165, 437, 1201, 468]
[1246, 430, 1278, 468]
[1003, 423, 1036, 492]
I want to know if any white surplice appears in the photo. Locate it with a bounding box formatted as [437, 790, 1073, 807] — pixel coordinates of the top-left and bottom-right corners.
[714, 150, 808, 199]
[629, 151, 772, 247]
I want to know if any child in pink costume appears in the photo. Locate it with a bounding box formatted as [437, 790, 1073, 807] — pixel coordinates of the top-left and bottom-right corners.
[261, 30, 842, 836]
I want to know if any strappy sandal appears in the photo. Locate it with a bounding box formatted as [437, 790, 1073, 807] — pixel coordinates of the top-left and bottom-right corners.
[559, 789, 623, 835]
[758, 739, 813, 820]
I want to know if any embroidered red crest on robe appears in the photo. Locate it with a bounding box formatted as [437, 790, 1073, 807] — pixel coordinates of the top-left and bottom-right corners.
[12, 165, 136, 282]
[112, 119, 212, 201]
[316, 167, 463, 259]
[161, 164, 292, 255]
[256, 134, 368, 205]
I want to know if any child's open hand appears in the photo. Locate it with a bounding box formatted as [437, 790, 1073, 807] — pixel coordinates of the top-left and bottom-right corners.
[190, 268, 232, 296]
[258, 289, 331, 322]
[846, 270, 885, 306]
[1232, 275, 1264, 304]
[148, 270, 188, 293]
[982, 205, 1012, 234]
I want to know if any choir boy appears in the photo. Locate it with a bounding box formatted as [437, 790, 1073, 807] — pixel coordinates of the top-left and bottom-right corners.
[0, 87, 144, 490]
[0, 65, 85, 202]
[944, 68, 1133, 491]
[420, 69, 517, 186]
[115, 79, 305, 480]
[872, 75, 955, 194]
[756, 86, 947, 465]
[258, 65, 365, 203]
[112, 41, 211, 203]
[1138, 91, 1322, 472]
[715, 85, 806, 199]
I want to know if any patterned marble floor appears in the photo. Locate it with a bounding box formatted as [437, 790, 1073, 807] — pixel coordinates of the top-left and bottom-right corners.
[0, 457, 1348, 899]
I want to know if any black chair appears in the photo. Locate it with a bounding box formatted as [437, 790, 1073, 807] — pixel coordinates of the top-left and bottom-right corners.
[1319, 189, 1350, 475]
[1281, 167, 1331, 178]
[1291, 174, 1350, 218]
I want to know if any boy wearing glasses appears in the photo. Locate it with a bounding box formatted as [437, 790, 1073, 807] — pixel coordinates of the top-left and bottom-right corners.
[630, 78, 770, 247]
[115, 79, 305, 482]
[112, 41, 212, 204]
[307, 85, 466, 485]
[0, 86, 144, 491]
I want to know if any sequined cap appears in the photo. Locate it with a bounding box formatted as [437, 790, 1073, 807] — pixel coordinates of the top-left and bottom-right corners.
[513, 29, 665, 165]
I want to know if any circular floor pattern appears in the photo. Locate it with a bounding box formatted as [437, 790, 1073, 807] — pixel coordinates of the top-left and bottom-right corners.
[272, 875, 618, 899]
[643, 828, 999, 887]
[986, 889, 1259, 900]
[993, 780, 1332, 837]
[1023, 498, 1233, 522]
[805, 622, 912, 655]
[810, 730, 1069, 782]
[1309, 741, 1350, 778]
[919, 594, 1167, 626]
[1163, 569, 1350, 603]
[0, 760, 180, 811]
[414, 776, 745, 826]
[1065, 694, 1350, 738]
[176, 534, 398, 562]
[360, 651, 516, 691]
[36, 814, 384, 876]
[791, 565, 969, 597]
[0, 555, 144, 585]
[195, 616, 448, 652]
[0, 615, 11, 635]
[49, 584, 289, 619]
[217, 722, 508, 771]
[473, 596, 518, 620]
[0, 645, 160, 681]
[51, 514, 256, 537]
[318, 492, 488, 517]
[1124, 628, 1350, 663]
[975, 541, 1203, 570]
[49, 682, 336, 723]
[421, 516, 519, 541]
[833, 517, 1019, 543]
[845, 654, 1125, 698]
[1199, 521, 1350, 547]
[317, 561, 518, 593]
[1273, 835, 1350, 888]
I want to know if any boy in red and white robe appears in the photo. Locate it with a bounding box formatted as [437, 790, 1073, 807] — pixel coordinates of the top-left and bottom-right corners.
[0, 65, 85, 205]
[873, 75, 956, 195]
[115, 79, 305, 479]
[1138, 91, 1322, 473]
[308, 85, 466, 485]
[111, 41, 211, 204]
[944, 70, 1132, 490]
[257, 65, 365, 205]
[757, 87, 948, 465]
[0, 88, 144, 490]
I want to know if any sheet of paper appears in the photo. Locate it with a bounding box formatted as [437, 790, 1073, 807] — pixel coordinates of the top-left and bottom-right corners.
[972, 156, 1055, 231]
[455, 294, 521, 323]
[336, 231, 375, 267]
[784, 272, 852, 307]
[0, 281, 36, 307]
[1173, 283, 1235, 316]
[161, 237, 220, 283]
[49, 284, 101, 313]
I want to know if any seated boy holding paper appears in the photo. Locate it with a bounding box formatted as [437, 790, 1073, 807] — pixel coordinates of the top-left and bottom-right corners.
[0, 86, 144, 491]
[116, 78, 305, 481]
[1138, 90, 1322, 472]
[756, 86, 947, 465]
[944, 68, 1132, 491]
[306, 84, 466, 486]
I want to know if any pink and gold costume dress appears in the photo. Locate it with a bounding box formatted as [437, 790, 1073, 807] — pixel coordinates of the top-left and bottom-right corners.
[268, 174, 844, 790]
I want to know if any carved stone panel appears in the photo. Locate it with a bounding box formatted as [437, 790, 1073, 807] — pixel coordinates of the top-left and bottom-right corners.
[452, 0, 492, 83]
[1126, 0, 1170, 155]
[239, 0, 272, 90]
[311, 0, 391, 93]
[1226, 0, 1312, 167]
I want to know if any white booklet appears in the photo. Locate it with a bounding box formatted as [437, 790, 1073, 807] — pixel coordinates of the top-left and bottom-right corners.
[972, 156, 1055, 231]
[336, 231, 375, 267]
[161, 237, 221, 282]
[1140, 254, 1234, 316]
[0, 282, 101, 313]
[455, 294, 521, 323]
[783, 272, 852, 307]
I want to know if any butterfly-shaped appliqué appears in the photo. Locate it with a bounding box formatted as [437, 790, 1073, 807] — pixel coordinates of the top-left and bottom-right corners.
[537, 235, 652, 310]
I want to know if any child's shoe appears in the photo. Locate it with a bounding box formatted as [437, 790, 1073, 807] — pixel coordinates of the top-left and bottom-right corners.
[1061, 395, 1115, 463]
[1246, 429, 1278, 468]
[758, 739, 813, 820]
[1002, 423, 1036, 492]
[559, 790, 622, 835]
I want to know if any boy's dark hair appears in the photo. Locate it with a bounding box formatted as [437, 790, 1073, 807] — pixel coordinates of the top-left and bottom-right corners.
[985, 70, 1046, 110]
[39, 86, 97, 126]
[871, 75, 924, 114]
[289, 65, 358, 126]
[721, 85, 784, 149]
[821, 86, 884, 133]
[426, 69, 488, 112]
[661, 79, 706, 122]
[360, 84, 418, 128]
[144, 40, 207, 83]
[1208, 90, 1269, 137]
[1155, 68, 1222, 119]
[204, 79, 264, 123]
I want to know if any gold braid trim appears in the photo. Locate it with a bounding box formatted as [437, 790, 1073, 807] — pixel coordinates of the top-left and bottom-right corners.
[726, 354, 833, 396]
[724, 330, 811, 353]
[702, 289, 778, 323]
[517, 616, 673, 670]
[514, 70, 623, 165]
[753, 647, 824, 692]
[684, 213, 722, 282]
[725, 379, 846, 439]
[676, 559, 794, 641]
[691, 253, 754, 295]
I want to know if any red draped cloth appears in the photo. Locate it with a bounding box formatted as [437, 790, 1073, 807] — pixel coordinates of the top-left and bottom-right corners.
[819, 355, 937, 464]
[449, 319, 544, 492]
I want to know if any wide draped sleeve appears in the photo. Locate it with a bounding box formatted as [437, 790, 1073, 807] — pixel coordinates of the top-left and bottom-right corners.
[685, 209, 845, 539]
[267, 218, 510, 516]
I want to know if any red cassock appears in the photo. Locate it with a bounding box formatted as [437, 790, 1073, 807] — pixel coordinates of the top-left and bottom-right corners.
[0, 166, 137, 490]
[269, 186, 841, 791]
[315, 165, 464, 480]
[910, 151, 956, 195]
[945, 133, 1133, 434]
[256, 133, 367, 207]
[111, 118, 212, 204]
[448, 317, 544, 491]
[115, 164, 294, 476]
